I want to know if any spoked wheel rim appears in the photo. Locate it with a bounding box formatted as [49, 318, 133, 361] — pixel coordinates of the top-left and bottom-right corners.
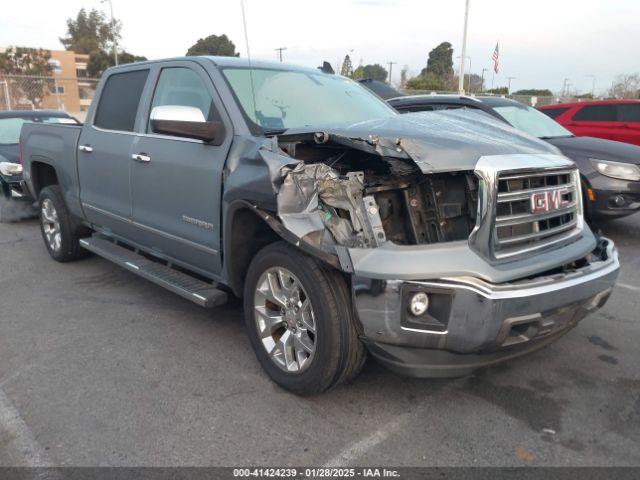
[41, 198, 62, 252]
[253, 267, 317, 373]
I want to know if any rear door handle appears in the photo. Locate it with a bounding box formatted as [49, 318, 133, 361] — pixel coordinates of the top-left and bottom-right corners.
[131, 153, 151, 163]
[78, 144, 93, 153]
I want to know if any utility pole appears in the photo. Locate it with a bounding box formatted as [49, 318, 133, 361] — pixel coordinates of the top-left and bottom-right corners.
[506, 76, 515, 94]
[387, 61, 397, 85]
[480, 68, 488, 93]
[275, 47, 287, 62]
[587, 75, 596, 97]
[458, 0, 470, 94]
[101, 0, 118, 66]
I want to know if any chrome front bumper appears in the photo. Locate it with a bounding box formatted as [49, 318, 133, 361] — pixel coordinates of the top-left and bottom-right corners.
[352, 238, 620, 378]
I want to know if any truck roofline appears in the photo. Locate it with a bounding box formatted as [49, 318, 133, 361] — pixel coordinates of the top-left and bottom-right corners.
[101, 56, 328, 77]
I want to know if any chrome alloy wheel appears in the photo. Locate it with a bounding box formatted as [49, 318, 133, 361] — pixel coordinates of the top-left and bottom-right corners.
[253, 267, 317, 373]
[41, 198, 62, 252]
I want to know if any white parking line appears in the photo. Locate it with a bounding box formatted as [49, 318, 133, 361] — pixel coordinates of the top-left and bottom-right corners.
[617, 283, 640, 292]
[323, 414, 410, 467]
[0, 387, 52, 466]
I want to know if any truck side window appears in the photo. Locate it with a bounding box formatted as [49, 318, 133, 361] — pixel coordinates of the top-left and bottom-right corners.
[94, 70, 149, 132]
[148, 67, 217, 133]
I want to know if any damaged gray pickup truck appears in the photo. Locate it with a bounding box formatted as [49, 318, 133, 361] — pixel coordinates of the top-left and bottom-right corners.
[20, 57, 620, 394]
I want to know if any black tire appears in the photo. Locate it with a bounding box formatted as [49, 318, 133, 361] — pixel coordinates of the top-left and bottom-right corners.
[243, 241, 366, 395]
[38, 185, 90, 262]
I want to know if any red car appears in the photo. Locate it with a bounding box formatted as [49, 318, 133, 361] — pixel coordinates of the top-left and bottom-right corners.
[539, 100, 640, 147]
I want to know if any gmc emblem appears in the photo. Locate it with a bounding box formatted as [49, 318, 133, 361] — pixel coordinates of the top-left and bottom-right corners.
[530, 189, 570, 213]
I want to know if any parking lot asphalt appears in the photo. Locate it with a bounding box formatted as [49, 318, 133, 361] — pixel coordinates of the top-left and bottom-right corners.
[0, 205, 639, 467]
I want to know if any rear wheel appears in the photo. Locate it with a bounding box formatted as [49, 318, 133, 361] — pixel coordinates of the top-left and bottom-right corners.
[39, 185, 89, 262]
[243, 241, 366, 395]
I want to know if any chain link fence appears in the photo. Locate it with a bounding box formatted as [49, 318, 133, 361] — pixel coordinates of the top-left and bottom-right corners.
[0, 74, 99, 122]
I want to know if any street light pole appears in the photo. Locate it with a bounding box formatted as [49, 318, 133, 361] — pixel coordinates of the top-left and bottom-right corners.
[562, 78, 570, 98]
[457, 56, 472, 93]
[387, 61, 396, 86]
[458, 0, 470, 94]
[480, 68, 488, 93]
[507, 76, 515, 94]
[587, 75, 596, 97]
[101, 0, 118, 66]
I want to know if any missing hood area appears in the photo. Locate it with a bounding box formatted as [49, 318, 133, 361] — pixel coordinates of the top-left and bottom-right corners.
[265, 123, 481, 260]
[227, 110, 561, 268]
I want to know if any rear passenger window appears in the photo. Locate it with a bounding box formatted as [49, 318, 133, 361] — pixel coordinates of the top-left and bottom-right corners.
[94, 70, 149, 131]
[573, 105, 617, 122]
[618, 104, 640, 122]
[148, 67, 217, 132]
[540, 107, 569, 119]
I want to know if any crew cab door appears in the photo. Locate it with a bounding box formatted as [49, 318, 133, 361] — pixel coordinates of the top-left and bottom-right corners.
[77, 68, 150, 236]
[129, 62, 232, 277]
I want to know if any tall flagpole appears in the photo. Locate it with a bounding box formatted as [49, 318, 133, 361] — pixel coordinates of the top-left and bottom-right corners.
[458, 0, 470, 94]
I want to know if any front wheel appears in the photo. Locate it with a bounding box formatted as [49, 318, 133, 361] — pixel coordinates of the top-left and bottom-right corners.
[243, 241, 366, 395]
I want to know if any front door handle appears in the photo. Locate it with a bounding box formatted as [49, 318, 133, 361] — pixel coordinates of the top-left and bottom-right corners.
[78, 144, 93, 153]
[131, 153, 151, 163]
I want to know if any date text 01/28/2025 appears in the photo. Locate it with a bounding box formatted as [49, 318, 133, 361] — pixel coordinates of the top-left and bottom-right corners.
[232, 468, 400, 477]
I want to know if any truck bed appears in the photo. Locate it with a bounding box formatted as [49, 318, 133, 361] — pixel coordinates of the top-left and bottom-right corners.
[20, 122, 83, 214]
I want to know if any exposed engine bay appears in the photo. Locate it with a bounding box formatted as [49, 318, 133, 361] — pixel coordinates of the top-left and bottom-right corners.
[274, 132, 479, 252]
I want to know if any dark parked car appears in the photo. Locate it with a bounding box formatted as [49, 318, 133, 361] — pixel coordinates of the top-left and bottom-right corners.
[357, 79, 403, 100]
[386, 95, 640, 221]
[539, 100, 640, 147]
[0, 110, 79, 199]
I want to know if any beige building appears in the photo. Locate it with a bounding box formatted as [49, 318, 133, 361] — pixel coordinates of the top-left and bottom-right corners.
[43, 50, 93, 114]
[0, 48, 97, 118]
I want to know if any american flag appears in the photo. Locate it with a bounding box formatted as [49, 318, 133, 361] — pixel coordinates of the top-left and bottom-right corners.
[492, 42, 500, 74]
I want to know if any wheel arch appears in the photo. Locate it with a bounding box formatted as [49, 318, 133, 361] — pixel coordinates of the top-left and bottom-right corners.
[223, 200, 344, 298]
[30, 160, 59, 198]
[224, 202, 282, 297]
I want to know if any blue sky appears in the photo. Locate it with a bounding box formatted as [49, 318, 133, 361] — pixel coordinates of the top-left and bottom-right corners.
[2, 0, 639, 94]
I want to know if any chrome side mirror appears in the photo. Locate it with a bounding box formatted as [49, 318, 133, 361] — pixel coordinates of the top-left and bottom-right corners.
[150, 105, 225, 144]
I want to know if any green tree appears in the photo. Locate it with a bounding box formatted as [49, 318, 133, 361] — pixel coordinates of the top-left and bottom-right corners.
[340, 54, 353, 77]
[421, 42, 454, 82]
[486, 87, 509, 95]
[352, 64, 388, 82]
[186, 34, 239, 57]
[399, 65, 409, 88]
[0, 47, 53, 108]
[87, 49, 147, 77]
[0, 46, 52, 75]
[405, 72, 447, 91]
[60, 8, 120, 54]
[453, 73, 483, 93]
[513, 89, 553, 96]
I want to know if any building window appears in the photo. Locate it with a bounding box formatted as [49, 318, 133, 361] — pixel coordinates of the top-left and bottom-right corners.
[79, 86, 93, 100]
[52, 85, 65, 94]
[76, 68, 89, 78]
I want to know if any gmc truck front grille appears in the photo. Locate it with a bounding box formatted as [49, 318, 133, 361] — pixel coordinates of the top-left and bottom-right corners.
[493, 169, 582, 258]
